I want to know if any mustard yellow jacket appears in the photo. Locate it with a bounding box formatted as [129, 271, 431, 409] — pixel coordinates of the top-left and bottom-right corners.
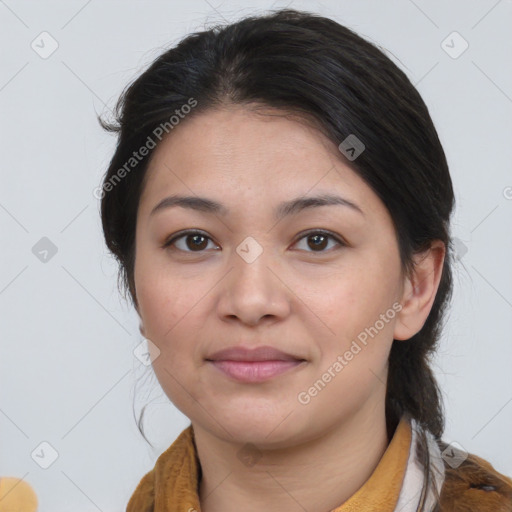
[126, 418, 512, 512]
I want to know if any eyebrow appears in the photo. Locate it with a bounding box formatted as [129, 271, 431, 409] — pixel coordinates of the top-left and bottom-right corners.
[149, 193, 365, 220]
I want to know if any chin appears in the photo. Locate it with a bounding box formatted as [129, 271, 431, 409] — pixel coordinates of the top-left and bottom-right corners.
[215, 408, 308, 447]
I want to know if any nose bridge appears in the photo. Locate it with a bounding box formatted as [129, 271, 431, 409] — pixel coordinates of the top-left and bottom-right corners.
[233, 234, 278, 296]
[217, 234, 289, 325]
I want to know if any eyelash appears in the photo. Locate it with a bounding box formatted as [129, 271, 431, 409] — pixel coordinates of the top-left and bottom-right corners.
[162, 229, 346, 254]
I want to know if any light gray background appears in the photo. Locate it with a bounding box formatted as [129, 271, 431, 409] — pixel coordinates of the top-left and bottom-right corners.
[1, 0, 511, 510]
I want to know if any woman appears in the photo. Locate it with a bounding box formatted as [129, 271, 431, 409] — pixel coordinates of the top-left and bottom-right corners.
[98, 8, 512, 512]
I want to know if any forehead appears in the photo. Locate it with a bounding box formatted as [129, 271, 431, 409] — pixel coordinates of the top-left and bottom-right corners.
[148, 106, 337, 172]
[138, 106, 381, 218]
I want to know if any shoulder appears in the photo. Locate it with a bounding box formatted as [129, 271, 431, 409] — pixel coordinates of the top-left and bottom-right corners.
[126, 467, 155, 512]
[125, 426, 196, 512]
[438, 443, 512, 512]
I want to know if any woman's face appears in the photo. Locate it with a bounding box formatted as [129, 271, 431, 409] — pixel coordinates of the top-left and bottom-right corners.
[134, 105, 410, 447]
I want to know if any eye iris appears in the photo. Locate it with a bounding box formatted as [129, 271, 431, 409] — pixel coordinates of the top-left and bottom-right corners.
[308, 234, 328, 251]
[187, 234, 208, 251]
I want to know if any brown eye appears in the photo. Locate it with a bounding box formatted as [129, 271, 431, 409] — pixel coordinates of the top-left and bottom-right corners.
[184, 233, 209, 251]
[293, 230, 345, 253]
[307, 233, 329, 251]
[163, 231, 218, 252]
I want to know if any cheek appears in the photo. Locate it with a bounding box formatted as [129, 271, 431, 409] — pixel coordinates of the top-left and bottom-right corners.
[134, 261, 213, 374]
[135, 272, 203, 403]
[316, 258, 400, 326]
[309, 260, 400, 373]
[135, 253, 181, 340]
[302, 279, 397, 413]
[138, 280, 193, 341]
[136, 287, 214, 418]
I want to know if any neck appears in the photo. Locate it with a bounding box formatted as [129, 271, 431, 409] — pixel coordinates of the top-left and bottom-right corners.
[194, 400, 393, 512]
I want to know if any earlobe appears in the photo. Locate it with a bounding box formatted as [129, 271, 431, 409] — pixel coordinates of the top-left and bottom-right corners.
[393, 241, 446, 341]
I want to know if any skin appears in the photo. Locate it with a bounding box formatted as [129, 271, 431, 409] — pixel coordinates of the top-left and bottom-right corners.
[133, 105, 445, 512]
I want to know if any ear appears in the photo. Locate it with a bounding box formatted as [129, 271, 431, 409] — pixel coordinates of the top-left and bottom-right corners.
[393, 240, 446, 341]
[139, 322, 146, 337]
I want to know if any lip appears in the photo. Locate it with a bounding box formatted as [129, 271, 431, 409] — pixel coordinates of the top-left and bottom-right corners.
[207, 345, 303, 362]
[206, 345, 306, 383]
[209, 360, 304, 382]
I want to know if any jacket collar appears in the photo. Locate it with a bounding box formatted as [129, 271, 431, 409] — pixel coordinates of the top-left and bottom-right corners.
[127, 415, 445, 512]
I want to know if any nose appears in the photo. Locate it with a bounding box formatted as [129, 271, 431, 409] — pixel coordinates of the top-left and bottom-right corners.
[216, 244, 291, 327]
